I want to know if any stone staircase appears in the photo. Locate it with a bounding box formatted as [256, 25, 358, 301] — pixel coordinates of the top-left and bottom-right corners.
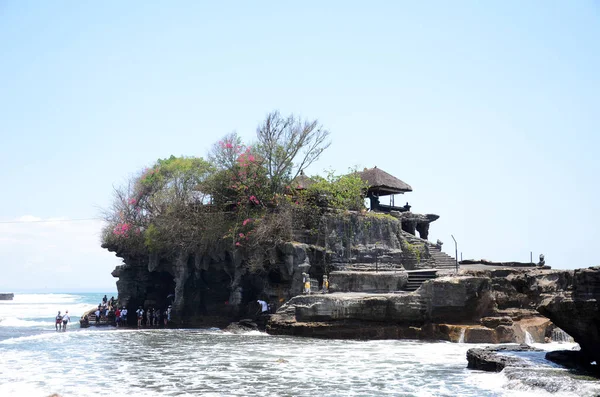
[401, 231, 457, 271]
[425, 245, 457, 271]
[403, 270, 438, 292]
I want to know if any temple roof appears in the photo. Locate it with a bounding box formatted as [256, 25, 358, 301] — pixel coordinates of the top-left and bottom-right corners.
[291, 170, 315, 190]
[357, 166, 412, 196]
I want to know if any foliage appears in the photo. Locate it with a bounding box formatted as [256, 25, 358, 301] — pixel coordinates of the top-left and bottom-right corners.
[302, 170, 368, 211]
[256, 111, 331, 194]
[101, 111, 372, 272]
[402, 241, 423, 263]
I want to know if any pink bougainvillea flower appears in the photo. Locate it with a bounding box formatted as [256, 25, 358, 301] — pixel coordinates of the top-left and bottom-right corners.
[239, 233, 245, 238]
[235, 242, 241, 246]
[242, 218, 251, 226]
[128, 198, 137, 205]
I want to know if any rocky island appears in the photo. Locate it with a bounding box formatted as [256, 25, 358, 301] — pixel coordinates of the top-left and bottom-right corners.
[102, 112, 599, 375]
[0, 293, 14, 301]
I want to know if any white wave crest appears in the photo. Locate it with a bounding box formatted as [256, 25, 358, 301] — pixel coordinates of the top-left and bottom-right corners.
[0, 317, 54, 327]
[10, 294, 82, 304]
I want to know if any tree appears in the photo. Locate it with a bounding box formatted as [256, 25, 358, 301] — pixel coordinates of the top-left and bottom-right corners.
[255, 111, 331, 194]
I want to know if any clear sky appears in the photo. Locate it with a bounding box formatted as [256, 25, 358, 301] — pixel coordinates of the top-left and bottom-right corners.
[1, 1, 599, 291]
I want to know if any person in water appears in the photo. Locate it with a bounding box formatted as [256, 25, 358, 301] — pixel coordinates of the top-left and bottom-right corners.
[62, 310, 70, 331]
[55, 311, 62, 331]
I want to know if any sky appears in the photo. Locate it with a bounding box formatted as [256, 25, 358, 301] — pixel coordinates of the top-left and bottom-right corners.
[0, 1, 599, 291]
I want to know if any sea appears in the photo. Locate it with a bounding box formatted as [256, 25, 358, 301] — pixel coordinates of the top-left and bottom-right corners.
[1, 293, 599, 397]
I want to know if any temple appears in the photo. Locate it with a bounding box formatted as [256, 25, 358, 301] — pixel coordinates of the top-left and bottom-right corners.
[357, 166, 439, 240]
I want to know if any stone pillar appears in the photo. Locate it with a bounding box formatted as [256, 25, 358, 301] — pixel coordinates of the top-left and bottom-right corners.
[416, 222, 430, 240]
[402, 220, 417, 236]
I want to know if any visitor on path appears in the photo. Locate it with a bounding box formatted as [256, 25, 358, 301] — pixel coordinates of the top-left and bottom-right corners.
[167, 306, 172, 322]
[102, 295, 108, 307]
[136, 306, 144, 327]
[153, 308, 160, 326]
[62, 311, 70, 331]
[163, 308, 168, 326]
[95, 308, 101, 324]
[146, 308, 152, 326]
[55, 311, 62, 331]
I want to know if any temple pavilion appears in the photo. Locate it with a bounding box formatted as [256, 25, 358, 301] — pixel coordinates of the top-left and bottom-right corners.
[357, 166, 413, 213]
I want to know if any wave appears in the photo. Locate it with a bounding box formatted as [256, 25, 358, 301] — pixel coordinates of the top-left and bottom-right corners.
[0, 303, 95, 321]
[0, 317, 55, 327]
[9, 293, 83, 304]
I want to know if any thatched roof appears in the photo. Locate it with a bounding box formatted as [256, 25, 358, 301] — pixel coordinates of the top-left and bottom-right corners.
[357, 166, 412, 195]
[291, 170, 315, 190]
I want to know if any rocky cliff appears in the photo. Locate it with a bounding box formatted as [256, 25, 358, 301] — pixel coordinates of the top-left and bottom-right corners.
[105, 212, 435, 327]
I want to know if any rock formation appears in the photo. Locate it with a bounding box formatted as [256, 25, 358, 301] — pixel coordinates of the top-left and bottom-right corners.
[537, 266, 600, 364]
[267, 271, 554, 342]
[105, 212, 439, 327]
[0, 293, 14, 300]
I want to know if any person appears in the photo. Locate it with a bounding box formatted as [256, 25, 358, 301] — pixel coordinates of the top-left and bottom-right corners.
[109, 296, 115, 307]
[94, 308, 101, 324]
[114, 307, 121, 327]
[163, 308, 168, 326]
[55, 311, 63, 331]
[153, 308, 160, 326]
[167, 306, 172, 322]
[303, 272, 311, 294]
[257, 299, 268, 313]
[62, 310, 70, 331]
[121, 307, 128, 325]
[102, 295, 108, 307]
[136, 306, 144, 327]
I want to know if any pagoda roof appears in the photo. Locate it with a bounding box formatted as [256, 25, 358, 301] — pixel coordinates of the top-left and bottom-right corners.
[357, 166, 412, 196]
[291, 170, 315, 190]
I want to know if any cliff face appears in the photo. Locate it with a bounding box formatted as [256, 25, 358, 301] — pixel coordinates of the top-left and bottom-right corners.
[537, 266, 600, 362]
[106, 212, 432, 327]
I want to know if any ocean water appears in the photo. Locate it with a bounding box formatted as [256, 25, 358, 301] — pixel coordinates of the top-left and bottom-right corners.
[0, 293, 598, 397]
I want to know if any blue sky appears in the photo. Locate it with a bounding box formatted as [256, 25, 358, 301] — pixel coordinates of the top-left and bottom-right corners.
[0, 1, 599, 290]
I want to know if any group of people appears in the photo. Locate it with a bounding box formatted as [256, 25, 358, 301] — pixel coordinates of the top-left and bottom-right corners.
[54, 310, 70, 331]
[135, 306, 171, 327]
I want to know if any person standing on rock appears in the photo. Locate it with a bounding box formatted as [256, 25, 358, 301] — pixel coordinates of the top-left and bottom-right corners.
[62, 311, 70, 331]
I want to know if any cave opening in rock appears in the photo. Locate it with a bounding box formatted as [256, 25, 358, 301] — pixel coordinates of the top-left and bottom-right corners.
[146, 271, 175, 310]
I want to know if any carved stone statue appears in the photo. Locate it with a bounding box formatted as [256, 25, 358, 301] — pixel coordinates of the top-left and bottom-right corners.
[538, 254, 545, 267]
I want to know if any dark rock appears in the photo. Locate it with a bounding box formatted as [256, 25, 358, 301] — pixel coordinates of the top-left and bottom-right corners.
[0, 293, 14, 300]
[545, 350, 600, 376]
[467, 345, 539, 372]
[224, 320, 259, 334]
[537, 266, 600, 364]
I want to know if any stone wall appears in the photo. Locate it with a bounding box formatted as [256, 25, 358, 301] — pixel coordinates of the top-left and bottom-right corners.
[329, 271, 408, 292]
